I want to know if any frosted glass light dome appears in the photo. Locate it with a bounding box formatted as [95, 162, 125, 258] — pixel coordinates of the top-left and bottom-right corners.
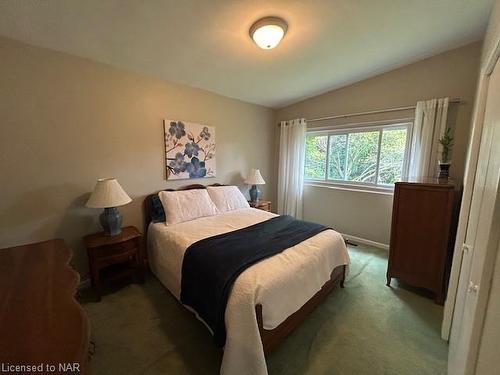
[250, 17, 288, 50]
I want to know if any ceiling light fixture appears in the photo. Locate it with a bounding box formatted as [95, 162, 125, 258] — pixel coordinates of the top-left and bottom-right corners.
[249, 17, 288, 50]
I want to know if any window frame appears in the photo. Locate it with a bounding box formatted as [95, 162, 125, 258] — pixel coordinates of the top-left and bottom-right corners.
[304, 121, 413, 192]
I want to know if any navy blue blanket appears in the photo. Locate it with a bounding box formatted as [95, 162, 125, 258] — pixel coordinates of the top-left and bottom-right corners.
[180, 215, 329, 347]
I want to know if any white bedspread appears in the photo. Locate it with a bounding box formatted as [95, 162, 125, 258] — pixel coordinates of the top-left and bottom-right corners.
[148, 208, 349, 375]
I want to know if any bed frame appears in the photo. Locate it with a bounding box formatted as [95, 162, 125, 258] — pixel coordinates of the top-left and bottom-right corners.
[143, 183, 346, 355]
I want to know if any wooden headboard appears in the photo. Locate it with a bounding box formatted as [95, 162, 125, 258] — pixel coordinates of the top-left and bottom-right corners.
[143, 183, 225, 235]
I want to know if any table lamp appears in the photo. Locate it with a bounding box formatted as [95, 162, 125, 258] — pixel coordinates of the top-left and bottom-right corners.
[86, 178, 132, 235]
[245, 169, 266, 203]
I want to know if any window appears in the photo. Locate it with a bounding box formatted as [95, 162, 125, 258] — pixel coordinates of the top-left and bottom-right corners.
[304, 123, 411, 189]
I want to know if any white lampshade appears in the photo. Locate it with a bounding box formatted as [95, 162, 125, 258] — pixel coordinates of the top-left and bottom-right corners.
[245, 169, 266, 185]
[86, 178, 132, 208]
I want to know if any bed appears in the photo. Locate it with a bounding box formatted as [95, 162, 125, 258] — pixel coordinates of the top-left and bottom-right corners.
[144, 184, 349, 375]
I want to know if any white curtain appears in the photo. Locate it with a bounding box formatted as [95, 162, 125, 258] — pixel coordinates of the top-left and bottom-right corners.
[277, 118, 307, 218]
[408, 97, 449, 178]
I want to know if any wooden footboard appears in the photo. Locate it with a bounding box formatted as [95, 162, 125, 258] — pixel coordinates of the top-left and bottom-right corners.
[256, 264, 346, 355]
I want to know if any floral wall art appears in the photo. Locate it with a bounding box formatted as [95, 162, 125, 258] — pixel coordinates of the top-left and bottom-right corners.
[164, 119, 216, 180]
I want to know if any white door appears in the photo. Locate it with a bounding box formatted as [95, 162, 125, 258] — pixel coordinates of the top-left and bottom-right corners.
[448, 58, 500, 374]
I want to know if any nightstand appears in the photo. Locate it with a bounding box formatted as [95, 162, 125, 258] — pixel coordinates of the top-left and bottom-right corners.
[249, 200, 271, 212]
[83, 226, 144, 301]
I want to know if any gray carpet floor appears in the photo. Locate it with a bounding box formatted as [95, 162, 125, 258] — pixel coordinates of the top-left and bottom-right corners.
[82, 245, 448, 375]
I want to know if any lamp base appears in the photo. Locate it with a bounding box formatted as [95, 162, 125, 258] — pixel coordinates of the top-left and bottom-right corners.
[99, 207, 123, 236]
[249, 185, 261, 203]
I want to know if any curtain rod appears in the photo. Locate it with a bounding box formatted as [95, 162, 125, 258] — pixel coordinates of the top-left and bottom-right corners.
[304, 98, 463, 123]
[307, 117, 414, 132]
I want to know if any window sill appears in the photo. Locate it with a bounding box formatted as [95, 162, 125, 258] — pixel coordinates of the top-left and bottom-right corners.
[304, 181, 394, 196]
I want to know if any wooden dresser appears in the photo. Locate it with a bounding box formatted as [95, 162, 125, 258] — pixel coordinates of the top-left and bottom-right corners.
[386, 178, 461, 304]
[0, 239, 90, 372]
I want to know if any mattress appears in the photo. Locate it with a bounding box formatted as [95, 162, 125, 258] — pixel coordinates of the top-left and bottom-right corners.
[148, 208, 349, 375]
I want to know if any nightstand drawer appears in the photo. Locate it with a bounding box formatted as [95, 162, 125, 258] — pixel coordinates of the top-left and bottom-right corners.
[92, 239, 137, 259]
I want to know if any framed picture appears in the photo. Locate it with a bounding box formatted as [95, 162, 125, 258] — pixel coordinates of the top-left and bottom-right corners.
[164, 119, 216, 180]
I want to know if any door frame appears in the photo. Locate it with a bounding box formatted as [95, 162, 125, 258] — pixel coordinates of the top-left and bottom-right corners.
[443, 34, 500, 375]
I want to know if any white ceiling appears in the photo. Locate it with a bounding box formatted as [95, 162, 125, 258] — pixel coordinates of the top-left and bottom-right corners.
[0, 0, 494, 108]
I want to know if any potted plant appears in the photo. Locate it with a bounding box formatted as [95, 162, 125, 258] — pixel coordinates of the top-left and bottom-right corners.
[438, 127, 454, 178]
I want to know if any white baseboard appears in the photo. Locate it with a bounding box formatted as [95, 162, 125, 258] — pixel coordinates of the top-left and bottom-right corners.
[341, 233, 389, 251]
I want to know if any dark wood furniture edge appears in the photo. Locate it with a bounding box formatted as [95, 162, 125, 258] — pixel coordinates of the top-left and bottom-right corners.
[256, 264, 346, 355]
[44, 240, 91, 369]
[58, 240, 92, 371]
[0, 239, 90, 373]
[67, 245, 92, 372]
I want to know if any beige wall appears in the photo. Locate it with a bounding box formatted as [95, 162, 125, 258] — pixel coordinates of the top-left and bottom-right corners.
[0, 36, 483, 276]
[276, 42, 482, 245]
[0, 37, 276, 277]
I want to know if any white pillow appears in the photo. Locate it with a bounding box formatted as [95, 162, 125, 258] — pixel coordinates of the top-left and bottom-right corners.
[159, 189, 219, 226]
[207, 185, 250, 212]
